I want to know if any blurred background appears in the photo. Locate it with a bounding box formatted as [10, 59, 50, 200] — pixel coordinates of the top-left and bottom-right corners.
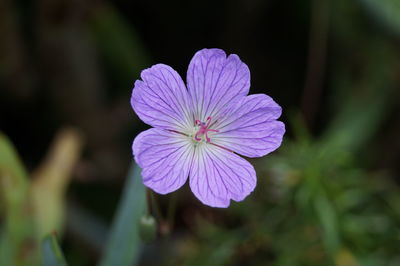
[1, 0, 400, 265]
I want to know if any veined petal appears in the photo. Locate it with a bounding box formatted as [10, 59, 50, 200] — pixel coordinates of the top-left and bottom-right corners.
[133, 128, 194, 194]
[187, 48, 250, 122]
[189, 144, 256, 208]
[213, 94, 285, 158]
[131, 64, 192, 132]
[213, 94, 282, 129]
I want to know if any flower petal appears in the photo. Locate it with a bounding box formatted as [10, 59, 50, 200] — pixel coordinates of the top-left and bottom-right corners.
[213, 94, 285, 158]
[131, 64, 192, 132]
[187, 48, 250, 122]
[133, 128, 194, 194]
[189, 144, 256, 208]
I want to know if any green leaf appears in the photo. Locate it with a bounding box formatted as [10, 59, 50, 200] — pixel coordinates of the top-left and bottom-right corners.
[0, 132, 39, 266]
[89, 4, 151, 88]
[0, 133, 29, 184]
[41, 234, 68, 266]
[359, 0, 400, 35]
[314, 193, 340, 254]
[99, 163, 146, 266]
[31, 128, 83, 238]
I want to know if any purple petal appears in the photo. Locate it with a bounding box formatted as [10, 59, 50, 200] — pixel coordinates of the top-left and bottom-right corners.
[189, 144, 256, 208]
[131, 64, 192, 132]
[213, 94, 285, 158]
[186, 48, 250, 122]
[133, 128, 194, 194]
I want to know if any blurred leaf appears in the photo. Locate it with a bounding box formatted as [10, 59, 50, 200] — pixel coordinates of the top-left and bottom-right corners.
[0, 229, 13, 266]
[314, 193, 339, 254]
[31, 128, 83, 238]
[99, 163, 146, 266]
[335, 248, 359, 266]
[66, 204, 108, 252]
[138, 215, 156, 243]
[89, 4, 151, 89]
[321, 39, 396, 154]
[320, 89, 388, 154]
[184, 238, 236, 266]
[41, 234, 68, 266]
[0, 132, 38, 265]
[179, 218, 239, 266]
[0, 133, 29, 185]
[359, 0, 400, 35]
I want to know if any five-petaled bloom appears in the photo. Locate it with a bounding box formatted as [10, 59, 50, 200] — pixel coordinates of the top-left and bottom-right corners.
[131, 48, 285, 208]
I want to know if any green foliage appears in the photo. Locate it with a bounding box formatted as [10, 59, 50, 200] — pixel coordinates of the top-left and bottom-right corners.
[359, 0, 400, 35]
[138, 215, 157, 243]
[99, 164, 147, 266]
[0, 130, 81, 265]
[41, 234, 68, 266]
[89, 4, 151, 90]
[0, 133, 148, 266]
[31, 129, 83, 239]
[0, 133, 38, 266]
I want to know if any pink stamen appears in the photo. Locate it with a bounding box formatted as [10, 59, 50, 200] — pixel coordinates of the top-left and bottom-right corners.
[205, 116, 212, 127]
[194, 116, 219, 143]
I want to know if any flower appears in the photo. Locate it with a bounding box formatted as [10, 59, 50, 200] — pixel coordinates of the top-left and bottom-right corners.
[131, 48, 285, 208]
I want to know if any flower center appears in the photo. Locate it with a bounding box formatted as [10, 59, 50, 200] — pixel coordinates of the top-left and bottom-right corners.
[194, 116, 219, 143]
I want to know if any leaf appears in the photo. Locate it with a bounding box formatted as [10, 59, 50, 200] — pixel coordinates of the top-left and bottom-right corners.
[41, 234, 68, 266]
[89, 4, 151, 88]
[335, 248, 359, 266]
[66, 204, 108, 252]
[31, 128, 83, 238]
[0, 132, 39, 265]
[0, 133, 29, 185]
[314, 193, 340, 254]
[359, 0, 400, 35]
[98, 163, 146, 266]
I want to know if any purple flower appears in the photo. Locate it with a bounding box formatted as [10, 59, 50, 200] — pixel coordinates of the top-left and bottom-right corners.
[131, 48, 285, 208]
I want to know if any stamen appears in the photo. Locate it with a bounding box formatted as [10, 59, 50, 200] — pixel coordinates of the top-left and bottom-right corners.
[205, 116, 212, 127]
[194, 132, 201, 141]
[193, 116, 219, 143]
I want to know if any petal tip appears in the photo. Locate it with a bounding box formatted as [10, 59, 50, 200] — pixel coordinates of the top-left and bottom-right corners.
[197, 48, 227, 58]
[196, 196, 231, 208]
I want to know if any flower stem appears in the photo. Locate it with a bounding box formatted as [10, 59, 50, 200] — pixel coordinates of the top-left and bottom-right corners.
[166, 193, 178, 231]
[147, 189, 163, 221]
